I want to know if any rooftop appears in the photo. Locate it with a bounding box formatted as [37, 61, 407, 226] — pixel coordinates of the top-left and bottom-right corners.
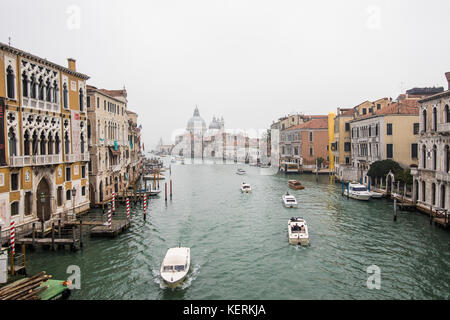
[286, 118, 329, 130]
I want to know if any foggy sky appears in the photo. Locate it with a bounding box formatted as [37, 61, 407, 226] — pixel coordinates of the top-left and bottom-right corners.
[1, 0, 450, 150]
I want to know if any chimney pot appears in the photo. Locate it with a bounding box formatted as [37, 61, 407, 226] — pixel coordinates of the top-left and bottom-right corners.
[68, 58, 76, 72]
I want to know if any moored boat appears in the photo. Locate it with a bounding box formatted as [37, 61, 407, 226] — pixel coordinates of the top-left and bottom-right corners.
[288, 217, 309, 245]
[236, 168, 246, 175]
[343, 182, 371, 201]
[288, 180, 305, 190]
[369, 191, 383, 199]
[160, 247, 190, 288]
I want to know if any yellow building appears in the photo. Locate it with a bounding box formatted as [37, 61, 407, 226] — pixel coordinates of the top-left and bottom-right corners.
[0, 42, 90, 233]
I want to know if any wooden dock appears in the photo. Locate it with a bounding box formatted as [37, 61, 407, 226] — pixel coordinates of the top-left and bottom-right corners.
[90, 220, 130, 238]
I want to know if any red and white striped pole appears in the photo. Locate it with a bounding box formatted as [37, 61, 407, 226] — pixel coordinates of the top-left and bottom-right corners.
[126, 198, 130, 222]
[108, 208, 112, 230]
[112, 192, 116, 212]
[10, 220, 15, 255]
[143, 194, 147, 218]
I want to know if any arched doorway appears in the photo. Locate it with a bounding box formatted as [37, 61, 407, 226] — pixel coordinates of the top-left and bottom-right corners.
[99, 181, 104, 203]
[36, 178, 51, 222]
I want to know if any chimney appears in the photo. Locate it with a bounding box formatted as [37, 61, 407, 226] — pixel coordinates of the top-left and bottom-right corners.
[446, 72, 450, 90]
[67, 58, 76, 72]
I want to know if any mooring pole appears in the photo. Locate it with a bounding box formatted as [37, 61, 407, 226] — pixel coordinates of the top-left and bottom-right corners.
[32, 223, 35, 248]
[347, 182, 349, 199]
[341, 181, 344, 196]
[51, 222, 55, 251]
[170, 180, 173, 200]
[79, 220, 83, 248]
[393, 198, 397, 222]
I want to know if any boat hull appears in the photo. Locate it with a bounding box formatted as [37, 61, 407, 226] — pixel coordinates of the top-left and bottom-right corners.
[344, 191, 371, 201]
[161, 273, 188, 288]
[289, 236, 309, 246]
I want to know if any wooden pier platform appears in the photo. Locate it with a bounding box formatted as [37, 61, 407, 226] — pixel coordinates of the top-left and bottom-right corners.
[16, 237, 80, 250]
[90, 220, 130, 238]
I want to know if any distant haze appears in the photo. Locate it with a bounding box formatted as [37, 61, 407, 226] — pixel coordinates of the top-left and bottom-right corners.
[1, 0, 449, 150]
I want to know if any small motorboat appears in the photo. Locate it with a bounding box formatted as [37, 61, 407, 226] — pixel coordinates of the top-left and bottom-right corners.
[241, 182, 252, 193]
[160, 246, 190, 288]
[139, 188, 162, 196]
[288, 217, 309, 245]
[369, 191, 383, 199]
[282, 191, 298, 208]
[236, 168, 246, 175]
[288, 180, 305, 190]
[343, 182, 371, 201]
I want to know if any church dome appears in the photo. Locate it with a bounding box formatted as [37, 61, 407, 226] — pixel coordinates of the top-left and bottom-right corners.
[187, 106, 206, 132]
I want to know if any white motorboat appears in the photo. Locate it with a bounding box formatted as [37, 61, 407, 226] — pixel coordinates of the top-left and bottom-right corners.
[236, 168, 246, 175]
[369, 191, 383, 199]
[288, 217, 309, 246]
[343, 182, 371, 201]
[160, 247, 190, 288]
[240, 182, 252, 193]
[282, 191, 298, 208]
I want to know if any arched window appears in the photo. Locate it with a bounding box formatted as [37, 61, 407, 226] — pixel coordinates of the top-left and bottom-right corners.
[422, 109, 427, 132]
[40, 131, 46, 155]
[431, 183, 436, 206]
[32, 131, 38, 155]
[65, 132, 70, 154]
[446, 145, 449, 173]
[432, 107, 437, 131]
[6, 66, 15, 99]
[80, 134, 85, 153]
[46, 79, 52, 102]
[441, 185, 447, 209]
[421, 181, 426, 202]
[445, 105, 450, 123]
[55, 133, 60, 155]
[422, 145, 427, 168]
[433, 145, 437, 170]
[8, 128, 17, 156]
[22, 72, 28, 97]
[38, 77, 44, 100]
[53, 81, 58, 103]
[24, 131, 30, 156]
[87, 120, 91, 140]
[63, 83, 68, 109]
[79, 88, 84, 111]
[47, 133, 54, 155]
[30, 74, 37, 99]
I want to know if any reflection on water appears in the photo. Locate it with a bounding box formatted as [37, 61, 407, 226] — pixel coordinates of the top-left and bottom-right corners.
[25, 162, 450, 300]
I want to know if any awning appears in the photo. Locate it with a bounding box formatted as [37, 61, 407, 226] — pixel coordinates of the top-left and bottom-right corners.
[109, 147, 121, 156]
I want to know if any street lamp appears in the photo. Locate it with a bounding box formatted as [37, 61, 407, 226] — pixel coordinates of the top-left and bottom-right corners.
[71, 187, 76, 220]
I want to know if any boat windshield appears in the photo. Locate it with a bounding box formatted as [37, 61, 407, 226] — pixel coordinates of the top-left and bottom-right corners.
[174, 265, 185, 272]
[352, 187, 367, 192]
[286, 199, 296, 202]
[243, 185, 250, 189]
[163, 265, 173, 272]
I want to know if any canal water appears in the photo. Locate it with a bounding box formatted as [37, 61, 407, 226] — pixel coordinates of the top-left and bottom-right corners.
[25, 162, 450, 299]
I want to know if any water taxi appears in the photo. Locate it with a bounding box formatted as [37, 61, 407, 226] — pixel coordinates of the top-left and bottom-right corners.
[343, 182, 371, 201]
[288, 217, 309, 245]
[160, 247, 190, 288]
[282, 192, 298, 208]
[240, 182, 252, 193]
[288, 180, 305, 190]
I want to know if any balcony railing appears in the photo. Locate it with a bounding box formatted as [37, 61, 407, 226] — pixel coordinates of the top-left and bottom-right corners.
[22, 97, 60, 113]
[9, 154, 62, 167]
[65, 153, 90, 163]
[437, 123, 450, 134]
[436, 171, 450, 182]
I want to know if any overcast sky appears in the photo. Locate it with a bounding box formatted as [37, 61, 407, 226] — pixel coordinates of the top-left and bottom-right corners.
[1, 0, 450, 149]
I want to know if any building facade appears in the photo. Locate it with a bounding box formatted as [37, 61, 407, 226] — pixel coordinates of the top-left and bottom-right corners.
[86, 85, 135, 205]
[0, 42, 90, 230]
[411, 72, 450, 212]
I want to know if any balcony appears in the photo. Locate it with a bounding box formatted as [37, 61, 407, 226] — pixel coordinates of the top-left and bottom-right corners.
[437, 123, 450, 134]
[65, 153, 90, 163]
[436, 171, 450, 182]
[22, 97, 60, 113]
[9, 155, 62, 167]
[111, 164, 122, 172]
